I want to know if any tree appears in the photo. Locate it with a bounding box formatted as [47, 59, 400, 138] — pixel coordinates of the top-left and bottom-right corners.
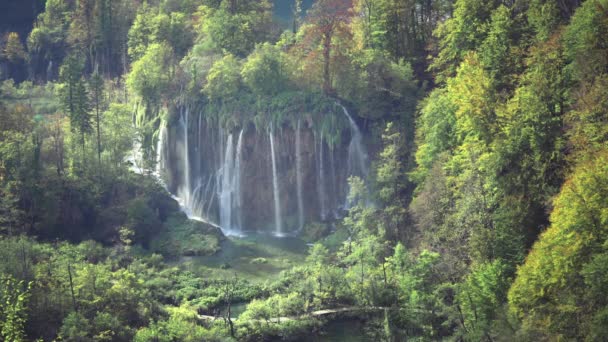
[508, 151, 608, 339]
[68, 0, 97, 70]
[4, 32, 27, 64]
[0, 275, 31, 342]
[305, 0, 353, 93]
[204, 54, 241, 101]
[195, 2, 273, 58]
[376, 122, 409, 241]
[60, 54, 91, 163]
[27, 0, 71, 80]
[456, 260, 510, 341]
[412, 88, 457, 183]
[430, 0, 499, 82]
[127, 42, 174, 122]
[241, 43, 287, 96]
[127, 3, 154, 62]
[89, 70, 104, 168]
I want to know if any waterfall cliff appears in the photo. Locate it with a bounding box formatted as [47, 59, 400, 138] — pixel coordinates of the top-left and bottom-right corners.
[157, 103, 369, 235]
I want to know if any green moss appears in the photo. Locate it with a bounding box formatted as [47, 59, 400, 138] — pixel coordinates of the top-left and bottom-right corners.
[150, 213, 224, 257]
[300, 222, 331, 243]
[177, 89, 350, 148]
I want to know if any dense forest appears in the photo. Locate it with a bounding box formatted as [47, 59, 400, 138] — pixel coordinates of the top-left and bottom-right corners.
[0, 0, 607, 341]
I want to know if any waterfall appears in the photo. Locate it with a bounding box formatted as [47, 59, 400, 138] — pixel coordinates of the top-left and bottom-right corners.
[219, 134, 234, 231]
[269, 129, 283, 235]
[160, 103, 370, 236]
[156, 121, 167, 177]
[213, 130, 245, 233]
[234, 129, 244, 231]
[295, 120, 305, 230]
[181, 107, 191, 204]
[47, 60, 53, 81]
[329, 146, 338, 218]
[316, 134, 327, 220]
[339, 104, 369, 207]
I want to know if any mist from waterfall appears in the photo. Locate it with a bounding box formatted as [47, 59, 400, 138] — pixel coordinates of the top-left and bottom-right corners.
[269, 129, 283, 235]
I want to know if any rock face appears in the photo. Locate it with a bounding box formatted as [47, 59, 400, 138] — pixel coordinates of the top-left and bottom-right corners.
[158, 105, 369, 235]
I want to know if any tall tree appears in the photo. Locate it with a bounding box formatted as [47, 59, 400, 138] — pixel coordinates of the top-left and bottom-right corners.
[89, 70, 104, 169]
[60, 54, 91, 164]
[305, 0, 353, 94]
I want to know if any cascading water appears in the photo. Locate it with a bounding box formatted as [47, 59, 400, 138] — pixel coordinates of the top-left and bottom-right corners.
[316, 134, 328, 220]
[219, 134, 234, 231]
[178, 107, 191, 205]
[295, 120, 304, 230]
[156, 121, 167, 178]
[157, 103, 370, 236]
[338, 104, 369, 207]
[233, 129, 244, 231]
[269, 129, 283, 235]
[329, 147, 339, 218]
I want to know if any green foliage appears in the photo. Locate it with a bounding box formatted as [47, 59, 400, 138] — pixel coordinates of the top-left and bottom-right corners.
[241, 43, 288, 96]
[150, 213, 222, 257]
[204, 54, 242, 101]
[431, 0, 500, 81]
[0, 275, 31, 342]
[3, 32, 27, 64]
[127, 42, 174, 118]
[128, 3, 155, 62]
[563, 0, 608, 83]
[60, 54, 92, 138]
[375, 122, 408, 241]
[412, 88, 457, 183]
[196, 2, 273, 58]
[129, 5, 193, 61]
[526, 0, 561, 41]
[27, 0, 70, 68]
[508, 152, 608, 339]
[3, 1, 607, 341]
[457, 260, 511, 340]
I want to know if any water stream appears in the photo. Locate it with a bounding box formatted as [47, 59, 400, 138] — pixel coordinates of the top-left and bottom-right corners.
[269, 129, 283, 235]
[295, 120, 304, 230]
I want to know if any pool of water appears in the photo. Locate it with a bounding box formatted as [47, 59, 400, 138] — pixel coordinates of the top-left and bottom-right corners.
[300, 319, 367, 342]
[179, 232, 309, 282]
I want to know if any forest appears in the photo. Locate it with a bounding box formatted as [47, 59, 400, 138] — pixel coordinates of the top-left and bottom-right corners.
[0, 0, 607, 341]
